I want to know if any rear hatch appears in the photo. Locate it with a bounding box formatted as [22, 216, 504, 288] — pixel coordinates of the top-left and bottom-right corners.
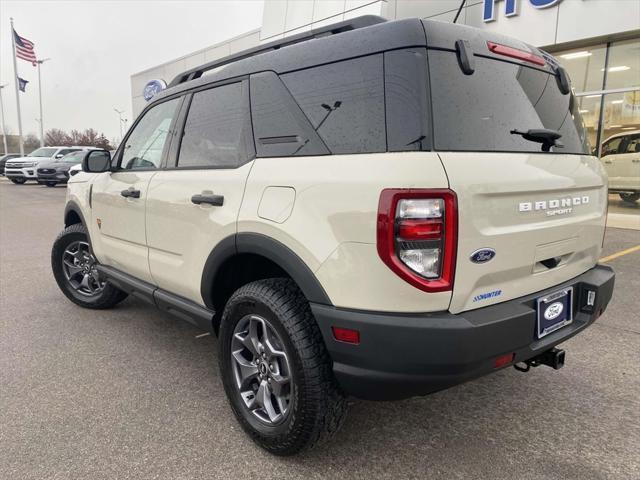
[422, 21, 607, 314]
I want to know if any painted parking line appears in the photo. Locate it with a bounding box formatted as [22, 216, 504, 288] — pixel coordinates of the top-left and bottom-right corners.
[600, 245, 640, 263]
[195, 332, 211, 338]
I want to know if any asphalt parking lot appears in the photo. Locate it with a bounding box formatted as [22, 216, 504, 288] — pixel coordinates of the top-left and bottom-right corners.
[1, 179, 638, 480]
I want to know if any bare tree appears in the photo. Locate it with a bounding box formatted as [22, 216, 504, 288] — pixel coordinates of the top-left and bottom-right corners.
[45, 129, 71, 146]
[24, 133, 40, 152]
[44, 128, 112, 150]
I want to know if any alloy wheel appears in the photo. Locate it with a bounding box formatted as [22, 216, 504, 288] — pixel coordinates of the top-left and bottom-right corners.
[231, 314, 293, 425]
[61, 240, 105, 296]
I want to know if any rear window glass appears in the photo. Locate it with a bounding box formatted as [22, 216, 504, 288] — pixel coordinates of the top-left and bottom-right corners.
[428, 50, 590, 154]
[281, 54, 385, 154]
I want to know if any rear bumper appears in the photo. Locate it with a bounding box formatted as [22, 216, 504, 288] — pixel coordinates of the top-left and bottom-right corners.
[312, 264, 615, 400]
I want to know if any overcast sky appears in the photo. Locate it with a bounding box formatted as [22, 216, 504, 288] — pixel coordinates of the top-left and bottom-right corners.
[0, 0, 264, 142]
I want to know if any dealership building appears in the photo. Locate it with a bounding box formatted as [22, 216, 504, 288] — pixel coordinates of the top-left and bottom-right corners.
[131, 0, 640, 153]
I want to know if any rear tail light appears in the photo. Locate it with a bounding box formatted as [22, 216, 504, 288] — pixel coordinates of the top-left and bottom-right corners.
[487, 41, 546, 67]
[377, 189, 458, 292]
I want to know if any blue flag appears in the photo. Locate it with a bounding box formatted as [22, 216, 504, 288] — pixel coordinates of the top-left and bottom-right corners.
[18, 77, 28, 92]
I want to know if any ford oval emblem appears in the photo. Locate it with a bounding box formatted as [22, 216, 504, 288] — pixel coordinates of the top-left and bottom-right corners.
[470, 248, 496, 264]
[143, 79, 167, 101]
[544, 302, 564, 320]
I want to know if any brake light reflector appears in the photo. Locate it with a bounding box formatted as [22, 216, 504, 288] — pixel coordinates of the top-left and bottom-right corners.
[494, 353, 515, 369]
[332, 326, 360, 345]
[377, 189, 458, 293]
[487, 41, 546, 66]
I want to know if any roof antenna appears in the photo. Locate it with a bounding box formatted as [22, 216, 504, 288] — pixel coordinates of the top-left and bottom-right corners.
[453, 0, 467, 23]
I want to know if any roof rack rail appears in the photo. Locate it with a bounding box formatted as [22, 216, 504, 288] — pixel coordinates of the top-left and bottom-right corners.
[167, 15, 386, 88]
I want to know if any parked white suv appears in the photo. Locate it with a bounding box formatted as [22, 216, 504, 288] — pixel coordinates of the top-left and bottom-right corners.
[51, 17, 615, 455]
[601, 130, 640, 203]
[5, 146, 92, 184]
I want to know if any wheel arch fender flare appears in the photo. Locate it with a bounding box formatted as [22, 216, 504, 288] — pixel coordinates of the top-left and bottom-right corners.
[200, 232, 333, 310]
[64, 201, 89, 229]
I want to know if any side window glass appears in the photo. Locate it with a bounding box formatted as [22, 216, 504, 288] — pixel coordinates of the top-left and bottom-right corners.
[251, 71, 329, 157]
[121, 97, 180, 170]
[624, 135, 640, 153]
[177, 82, 254, 168]
[602, 137, 622, 157]
[385, 48, 431, 152]
[59, 149, 78, 156]
[63, 151, 84, 163]
[281, 54, 386, 154]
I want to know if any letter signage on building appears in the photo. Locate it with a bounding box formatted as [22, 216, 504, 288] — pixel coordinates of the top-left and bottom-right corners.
[483, 0, 563, 22]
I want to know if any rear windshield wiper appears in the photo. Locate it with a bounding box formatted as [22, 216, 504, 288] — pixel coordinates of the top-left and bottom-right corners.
[510, 128, 564, 152]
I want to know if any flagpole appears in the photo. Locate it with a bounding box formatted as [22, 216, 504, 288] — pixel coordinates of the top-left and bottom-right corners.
[10, 17, 24, 156]
[0, 85, 8, 155]
[36, 58, 50, 147]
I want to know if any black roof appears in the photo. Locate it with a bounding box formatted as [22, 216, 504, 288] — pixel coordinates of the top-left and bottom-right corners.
[154, 16, 427, 101]
[152, 15, 553, 104]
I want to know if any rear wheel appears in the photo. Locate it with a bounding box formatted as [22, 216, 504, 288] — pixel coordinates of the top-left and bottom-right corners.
[51, 224, 127, 309]
[45, 181, 57, 187]
[10, 178, 26, 184]
[619, 192, 640, 204]
[219, 278, 347, 456]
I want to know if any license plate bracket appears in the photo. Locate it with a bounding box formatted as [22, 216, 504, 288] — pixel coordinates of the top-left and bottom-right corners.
[536, 287, 573, 339]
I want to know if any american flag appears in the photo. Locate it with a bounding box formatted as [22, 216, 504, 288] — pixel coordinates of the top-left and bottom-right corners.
[13, 29, 37, 66]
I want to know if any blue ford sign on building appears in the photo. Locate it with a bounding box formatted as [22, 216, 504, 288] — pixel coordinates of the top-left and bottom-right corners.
[143, 79, 166, 101]
[483, 0, 563, 22]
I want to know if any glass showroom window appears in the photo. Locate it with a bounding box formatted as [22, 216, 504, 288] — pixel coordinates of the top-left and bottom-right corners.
[556, 44, 606, 93]
[575, 93, 602, 153]
[604, 39, 640, 91]
[600, 91, 640, 148]
[555, 38, 640, 156]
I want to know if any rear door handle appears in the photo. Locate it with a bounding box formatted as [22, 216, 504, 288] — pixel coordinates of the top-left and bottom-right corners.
[604, 161, 612, 164]
[121, 188, 141, 198]
[191, 194, 224, 206]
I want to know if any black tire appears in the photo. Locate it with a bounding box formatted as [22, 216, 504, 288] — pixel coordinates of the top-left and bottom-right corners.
[46, 181, 57, 187]
[51, 223, 128, 309]
[219, 278, 347, 456]
[619, 192, 640, 204]
[10, 177, 26, 184]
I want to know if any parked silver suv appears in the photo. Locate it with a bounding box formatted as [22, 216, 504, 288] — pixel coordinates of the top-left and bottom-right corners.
[5, 146, 91, 184]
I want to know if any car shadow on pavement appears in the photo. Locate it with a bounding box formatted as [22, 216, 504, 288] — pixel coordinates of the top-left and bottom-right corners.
[97, 295, 638, 480]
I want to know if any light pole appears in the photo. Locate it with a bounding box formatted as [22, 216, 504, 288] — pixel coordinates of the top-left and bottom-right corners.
[0, 84, 8, 154]
[114, 108, 124, 140]
[36, 58, 51, 146]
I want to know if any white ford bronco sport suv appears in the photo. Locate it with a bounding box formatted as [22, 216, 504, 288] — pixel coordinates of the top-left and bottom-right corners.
[52, 17, 615, 455]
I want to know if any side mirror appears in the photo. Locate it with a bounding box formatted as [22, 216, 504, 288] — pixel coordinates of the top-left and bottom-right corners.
[55, 154, 64, 159]
[82, 150, 111, 173]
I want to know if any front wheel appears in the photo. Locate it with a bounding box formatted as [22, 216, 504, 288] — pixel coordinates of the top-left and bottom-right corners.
[51, 223, 128, 309]
[219, 278, 347, 456]
[619, 192, 640, 204]
[10, 177, 26, 184]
